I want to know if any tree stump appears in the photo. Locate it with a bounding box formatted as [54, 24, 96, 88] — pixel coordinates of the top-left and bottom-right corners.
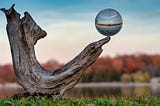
[0, 4, 110, 98]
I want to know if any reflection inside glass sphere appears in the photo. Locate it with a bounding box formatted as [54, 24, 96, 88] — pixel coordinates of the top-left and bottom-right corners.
[95, 8, 123, 36]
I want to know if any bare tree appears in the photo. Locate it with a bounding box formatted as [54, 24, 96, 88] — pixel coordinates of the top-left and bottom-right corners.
[0, 4, 110, 98]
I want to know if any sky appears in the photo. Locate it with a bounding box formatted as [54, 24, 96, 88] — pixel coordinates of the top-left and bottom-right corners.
[96, 9, 122, 24]
[0, 0, 160, 64]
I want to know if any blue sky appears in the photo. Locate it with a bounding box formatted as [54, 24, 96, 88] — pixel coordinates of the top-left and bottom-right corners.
[0, 0, 160, 64]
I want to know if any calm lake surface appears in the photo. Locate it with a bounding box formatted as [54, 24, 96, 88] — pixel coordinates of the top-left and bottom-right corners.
[1, 83, 160, 98]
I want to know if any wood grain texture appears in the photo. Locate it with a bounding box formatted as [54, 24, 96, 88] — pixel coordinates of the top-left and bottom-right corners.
[1, 4, 111, 98]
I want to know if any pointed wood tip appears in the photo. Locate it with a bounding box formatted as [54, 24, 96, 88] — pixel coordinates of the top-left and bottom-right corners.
[92, 36, 111, 48]
[0, 4, 15, 15]
[99, 36, 111, 46]
[0, 8, 6, 12]
[11, 4, 15, 9]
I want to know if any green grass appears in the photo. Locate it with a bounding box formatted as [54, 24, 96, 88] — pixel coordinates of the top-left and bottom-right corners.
[0, 97, 160, 106]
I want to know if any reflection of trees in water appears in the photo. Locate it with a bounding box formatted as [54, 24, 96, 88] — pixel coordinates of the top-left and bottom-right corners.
[134, 86, 150, 97]
[121, 86, 150, 97]
[0, 87, 23, 98]
[121, 86, 133, 97]
[65, 86, 160, 98]
[66, 86, 151, 98]
[1, 85, 160, 98]
[96, 24, 121, 36]
[65, 87, 121, 98]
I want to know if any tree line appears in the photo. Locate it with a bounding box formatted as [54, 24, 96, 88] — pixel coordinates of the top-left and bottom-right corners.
[0, 54, 160, 83]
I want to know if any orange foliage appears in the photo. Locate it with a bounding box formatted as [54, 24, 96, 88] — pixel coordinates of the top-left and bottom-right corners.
[0, 54, 160, 83]
[42, 60, 63, 70]
[0, 64, 16, 83]
[85, 54, 160, 74]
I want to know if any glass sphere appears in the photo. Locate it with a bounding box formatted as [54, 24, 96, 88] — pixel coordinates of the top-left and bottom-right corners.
[95, 8, 122, 36]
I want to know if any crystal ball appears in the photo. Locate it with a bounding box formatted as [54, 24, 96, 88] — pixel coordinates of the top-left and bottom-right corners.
[95, 8, 123, 36]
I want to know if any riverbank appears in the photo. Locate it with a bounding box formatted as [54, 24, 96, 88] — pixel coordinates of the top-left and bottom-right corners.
[1, 82, 160, 88]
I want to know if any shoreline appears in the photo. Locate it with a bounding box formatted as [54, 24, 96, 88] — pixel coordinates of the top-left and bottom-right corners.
[0, 82, 160, 88]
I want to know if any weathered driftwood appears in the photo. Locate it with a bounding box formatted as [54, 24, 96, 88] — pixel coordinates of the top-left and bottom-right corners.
[0, 4, 110, 98]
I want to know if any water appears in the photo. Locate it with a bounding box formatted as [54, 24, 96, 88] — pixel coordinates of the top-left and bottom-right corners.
[0, 83, 23, 98]
[1, 83, 160, 98]
[96, 24, 122, 36]
[65, 83, 160, 98]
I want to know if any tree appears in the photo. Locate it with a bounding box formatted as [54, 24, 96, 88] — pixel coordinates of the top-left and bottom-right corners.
[0, 4, 110, 98]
